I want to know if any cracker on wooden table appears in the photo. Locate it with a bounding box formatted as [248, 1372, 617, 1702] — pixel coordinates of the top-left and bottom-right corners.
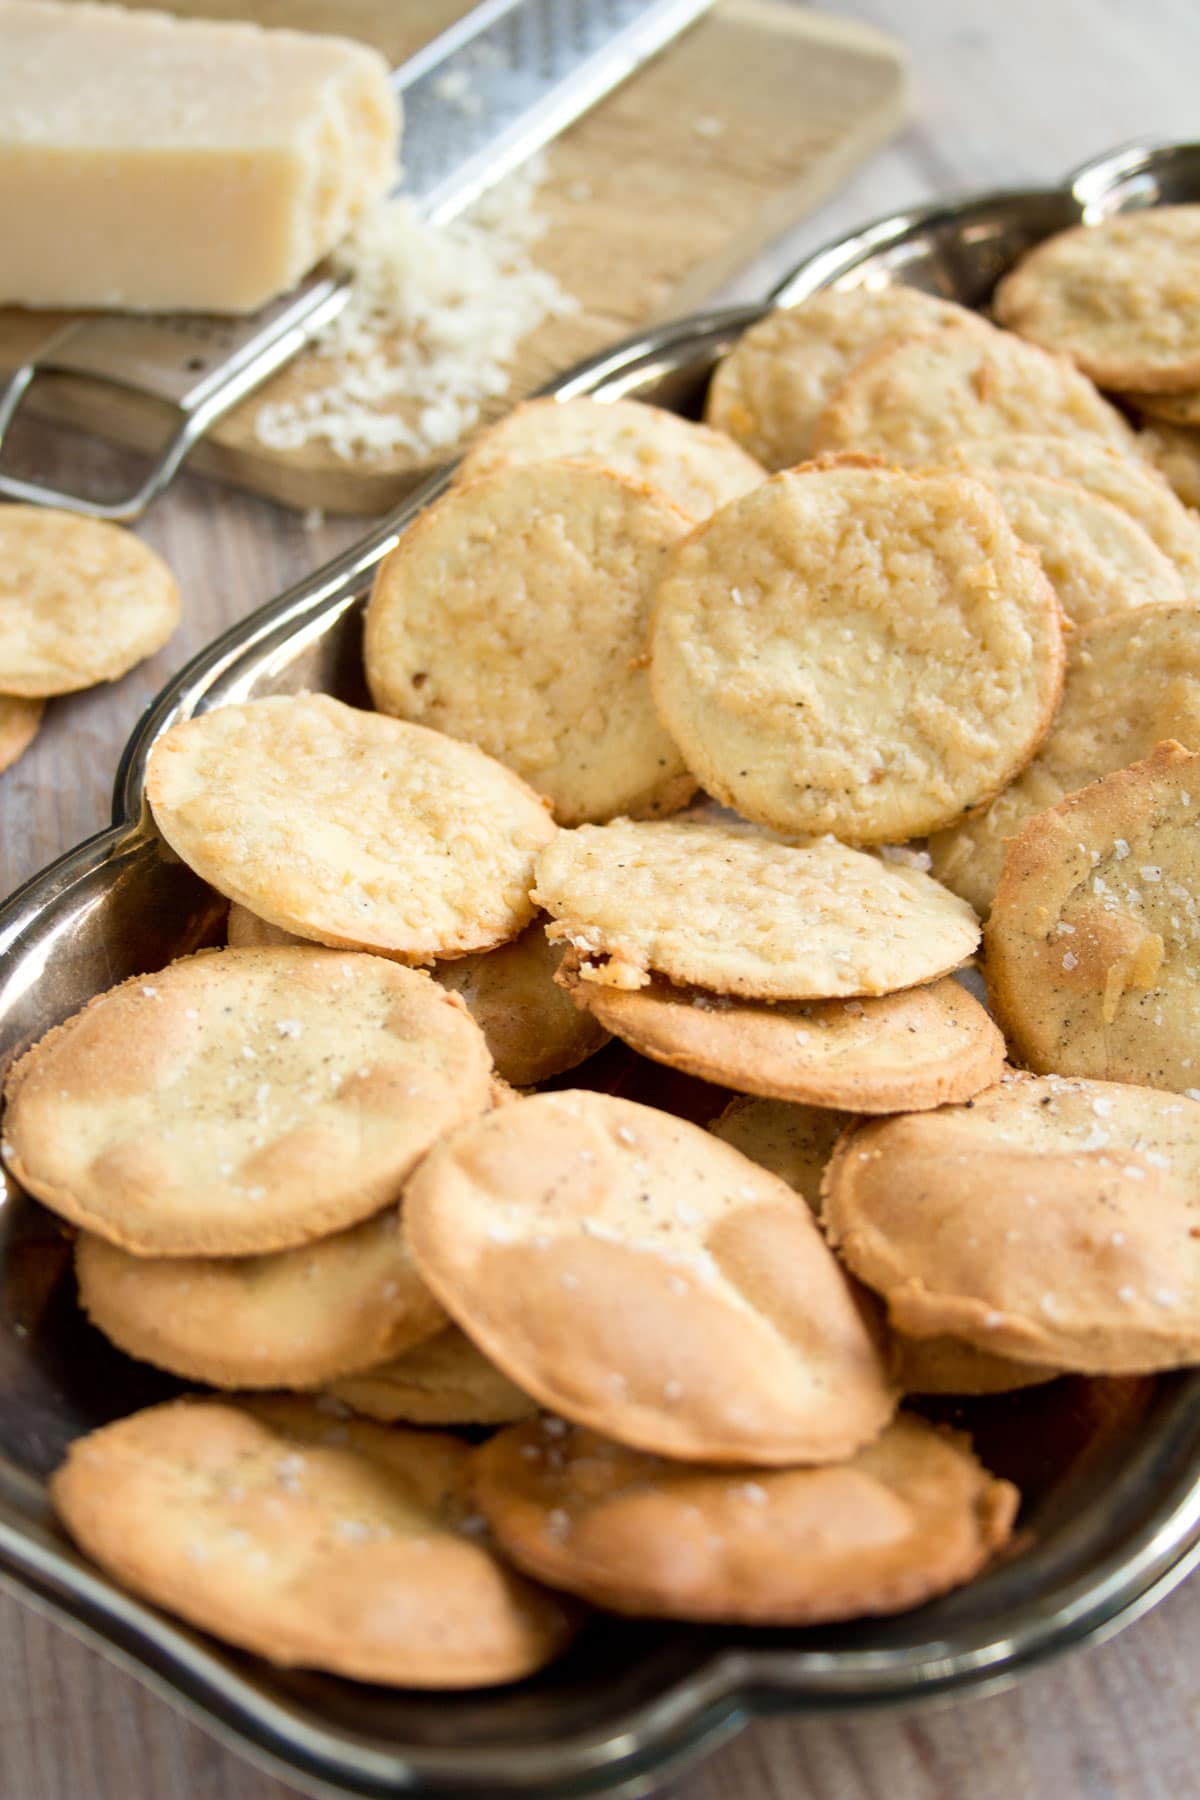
[329, 1326, 538, 1426]
[704, 285, 994, 469]
[649, 464, 1064, 843]
[533, 819, 981, 1000]
[0, 505, 180, 697]
[404, 1089, 897, 1466]
[559, 956, 1004, 1113]
[1, 947, 493, 1256]
[455, 396, 765, 521]
[930, 608, 1200, 917]
[994, 208, 1200, 392]
[51, 1397, 579, 1687]
[473, 1413, 1018, 1624]
[811, 325, 1136, 462]
[0, 693, 43, 772]
[365, 462, 695, 826]
[146, 694, 556, 961]
[823, 1072, 1200, 1373]
[986, 741, 1200, 1093]
[74, 1207, 447, 1389]
[227, 904, 606, 1088]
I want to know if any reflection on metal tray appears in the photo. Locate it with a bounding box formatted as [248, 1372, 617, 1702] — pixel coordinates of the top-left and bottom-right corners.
[3, 139, 1200, 1800]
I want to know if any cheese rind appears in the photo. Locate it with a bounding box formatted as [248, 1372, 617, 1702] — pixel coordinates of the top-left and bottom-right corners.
[0, 1, 401, 314]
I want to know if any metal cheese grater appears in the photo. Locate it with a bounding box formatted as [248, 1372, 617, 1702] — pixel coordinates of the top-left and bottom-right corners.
[0, 0, 712, 520]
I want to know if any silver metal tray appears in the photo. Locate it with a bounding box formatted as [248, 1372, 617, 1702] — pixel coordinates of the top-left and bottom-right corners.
[3, 139, 1200, 1800]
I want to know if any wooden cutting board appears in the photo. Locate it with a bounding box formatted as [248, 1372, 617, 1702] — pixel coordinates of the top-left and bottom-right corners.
[0, 0, 908, 514]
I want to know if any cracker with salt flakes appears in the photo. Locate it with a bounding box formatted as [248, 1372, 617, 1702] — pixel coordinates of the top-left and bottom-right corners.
[824, 1072, 1200, 1374]
[473, 1413, 1017, 1625]
[2, 947, 493, 1257]
[51, 1397, 579, 1688]
[405, 1089, 896, 1466]
[986, 741, 1200, 1092]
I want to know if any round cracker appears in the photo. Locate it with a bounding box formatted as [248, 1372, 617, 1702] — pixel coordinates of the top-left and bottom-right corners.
[704, 285, 994, 469]
[473, 1413, 1017, 1624]
[946, 433, 1200, 598]
[649, 465, 1065, 843]
[981, 470, 1185, 625]
[532, 819, 981, 1000]
[74, 1208, 447, 1389]
[930, 608, 1200, 917]
[227, 904, 606, 1087]
[364, 463, 694, 826]
[823, 1072, 1200, 1373]
[404, 1089, 897, 1466]
[707, 1095, 845, 1210]
[51, 1397, 579, 1687]
[985, 741, 1200, 1092]
[811, 325, 1135, 462]
[328, 1326, 538, 1426]
[993, 208, 1200, 392]
[0, 505, 180, 697]
[0, 692, 43, 772]
[560, 958, 1003, 1113]
[146, 694, 556, 961]
[455, 396, 765, 521]
[1, 947, 493, 1256]
[1139, 421, 1200, 510]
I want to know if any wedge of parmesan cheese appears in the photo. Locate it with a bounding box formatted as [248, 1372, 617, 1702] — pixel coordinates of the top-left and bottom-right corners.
[0, 1, 400, 314]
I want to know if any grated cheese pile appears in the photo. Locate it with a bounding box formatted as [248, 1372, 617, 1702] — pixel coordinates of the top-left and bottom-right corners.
[254, 158, 578, 464]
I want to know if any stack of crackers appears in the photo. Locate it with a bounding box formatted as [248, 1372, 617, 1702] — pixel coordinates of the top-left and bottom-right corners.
[8, 202, 1200, 1690]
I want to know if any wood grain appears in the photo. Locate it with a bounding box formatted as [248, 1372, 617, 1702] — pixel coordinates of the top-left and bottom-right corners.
[0, 0, 908, 513]
[5, 1, 1200, 1797]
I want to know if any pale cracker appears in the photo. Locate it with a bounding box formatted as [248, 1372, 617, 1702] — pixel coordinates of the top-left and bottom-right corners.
[649, 464, 1064, 843]
[811, 325, 1135, 461]
[981, 470, 1185, 625]
[473, 1413, 1017, 1624]
[823, 1072, 1200, 1373]
[329, 1326, 538, 1426]
[946, 433, 1200, 598]
[559, 957, 1004, 1114]
[365, 463, 694, 826]
[146, 694, 556, 960]
[704, 284, 994, 469]
[455, 396, 765, 521]
[930, 608, 1200, 916]
[227, 904, 606, 1088]
[533, 819, 981, 1000]
[404, 1089, 896, 1466]
[51, 1397, 579, 1687]
[74, 1208, 447, 1389]
[0, 504, 180, 697]
[994, 208, 1200, 392]
[1, 947, 493, 1256]
[895, 1335, 1060, 1396]
[986, 741, 1200, 1093]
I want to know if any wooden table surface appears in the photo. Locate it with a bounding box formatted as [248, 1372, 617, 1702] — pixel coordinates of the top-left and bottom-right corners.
[3, 1, 1200, 1795]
